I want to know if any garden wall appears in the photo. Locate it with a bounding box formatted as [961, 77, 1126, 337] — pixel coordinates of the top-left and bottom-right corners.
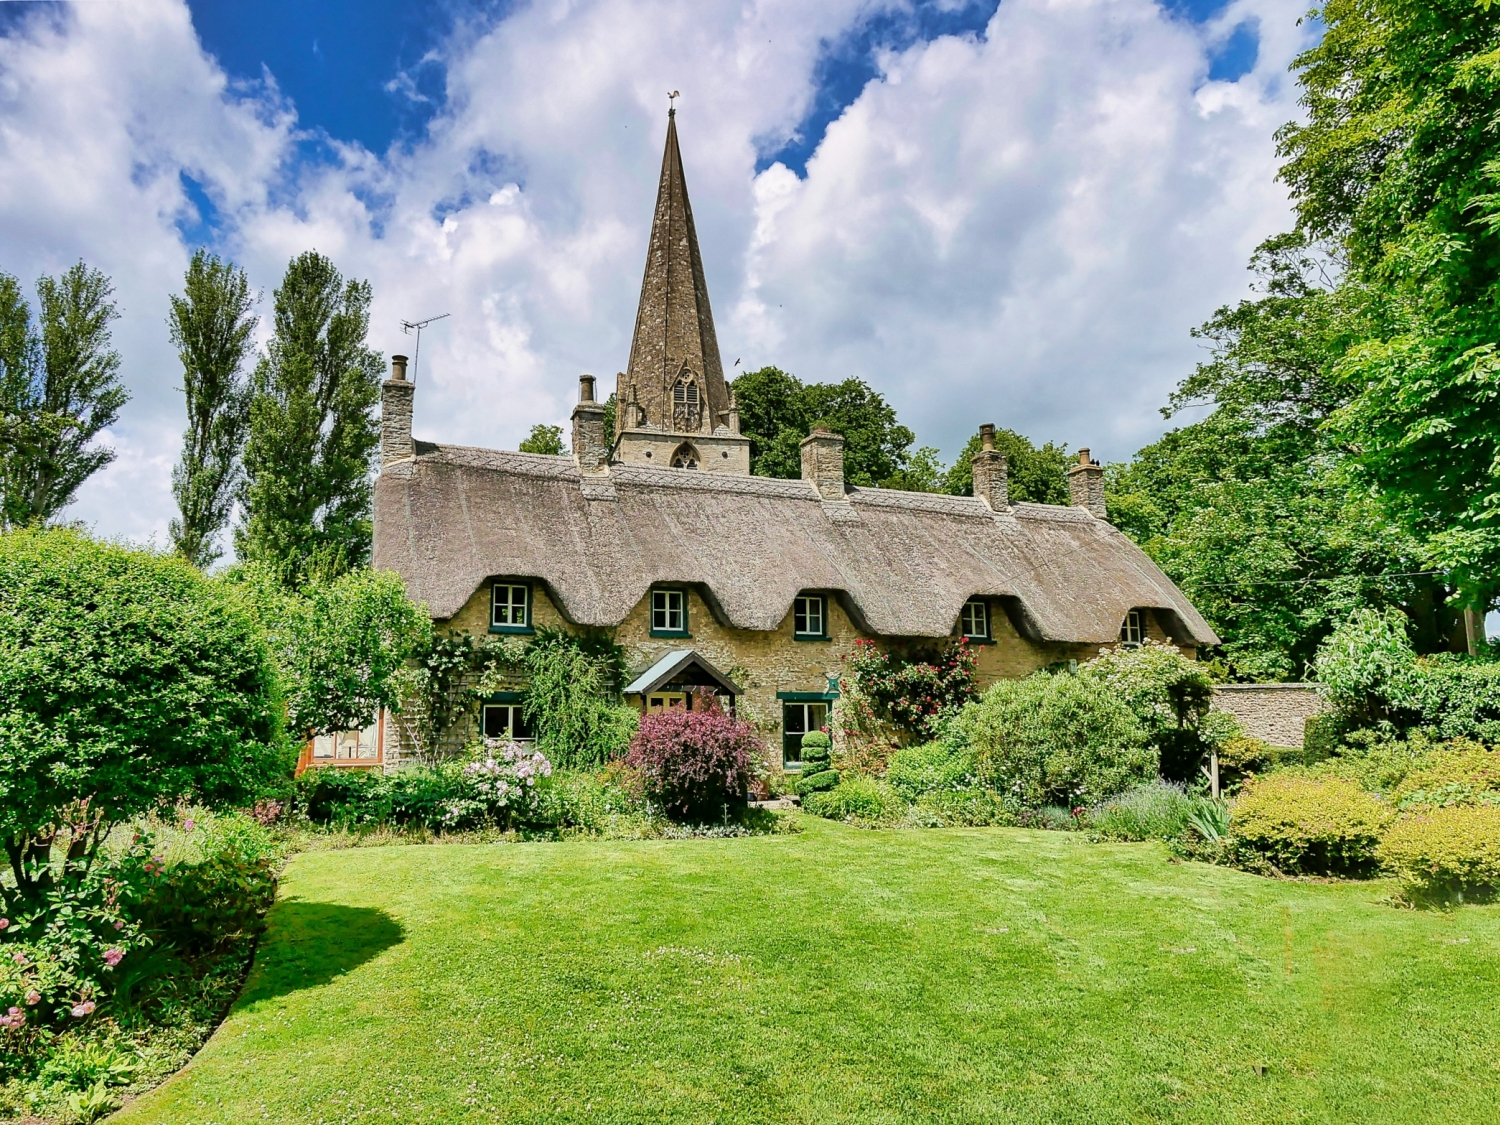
[1212, 683, 1328, 749]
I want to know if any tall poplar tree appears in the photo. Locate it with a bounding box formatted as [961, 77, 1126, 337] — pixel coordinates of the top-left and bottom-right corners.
[236, 251, 382, 586]
[0, 263, 127, 528]
[168, 250, 257, 568]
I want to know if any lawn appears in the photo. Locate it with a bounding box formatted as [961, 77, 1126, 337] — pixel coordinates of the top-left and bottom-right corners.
[115, 818, 1500, 1124]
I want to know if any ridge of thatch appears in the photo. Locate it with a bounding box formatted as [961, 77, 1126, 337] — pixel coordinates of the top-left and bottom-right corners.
[374, 441, 1219, 646]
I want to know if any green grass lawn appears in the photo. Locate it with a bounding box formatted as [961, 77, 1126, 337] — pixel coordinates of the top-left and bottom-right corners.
[115, 818, 1500, 1124]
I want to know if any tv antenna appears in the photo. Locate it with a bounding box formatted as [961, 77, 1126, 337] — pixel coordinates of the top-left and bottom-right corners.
[399, 313, 450, 382]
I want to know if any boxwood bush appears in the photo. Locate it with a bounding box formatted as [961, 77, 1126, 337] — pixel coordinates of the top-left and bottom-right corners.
[795, 731, 836, 796]
[1378, 806, 1500, 902]
[1231, 772, 1392, 875]
[956, 671, 1156, 808]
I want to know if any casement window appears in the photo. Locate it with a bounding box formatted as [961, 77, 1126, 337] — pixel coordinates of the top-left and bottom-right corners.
[650, 588, 688, 635]
[481, 703, 533, 742]
[310, 721, 380, 762]
[794, 594, 826, 639]
[1120, 608, 1146, 647]
[781, 701, 829, 766]
[491, 582, 531, 633]
[960, 599, 990, 640]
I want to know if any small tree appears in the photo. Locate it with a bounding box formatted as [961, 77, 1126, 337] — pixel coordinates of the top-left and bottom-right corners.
[626, 707, 759, 821]
[518, 424, 566, 455]
[0, 529, 287, 912]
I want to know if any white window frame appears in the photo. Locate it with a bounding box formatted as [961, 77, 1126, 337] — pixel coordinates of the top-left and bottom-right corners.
[651, 588, 686, 634]
[491, 582, 530, 629]
[1120, 608, 1146, 647]
[794, 595, 826, 638]
[960, 599, 989, 640]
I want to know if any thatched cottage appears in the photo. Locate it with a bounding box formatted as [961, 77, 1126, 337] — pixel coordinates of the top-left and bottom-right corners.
[354, 111, 1218, 772]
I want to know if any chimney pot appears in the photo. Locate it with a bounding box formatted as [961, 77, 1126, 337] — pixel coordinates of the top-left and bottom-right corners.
[1068, 445, 1106, 519]
[971, 424, 1007, 511]
[572, 377, 608, 473]
[800, 428, 846, 501]
[390, 354, 409, 382]
[579, 374, 596, 403]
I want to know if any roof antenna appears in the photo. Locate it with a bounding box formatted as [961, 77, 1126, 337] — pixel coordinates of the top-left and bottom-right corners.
[399, 312, 450, 383]
[668, 89, 680, 116]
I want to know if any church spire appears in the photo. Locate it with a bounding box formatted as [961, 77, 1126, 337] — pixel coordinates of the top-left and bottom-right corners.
[620, 108, 730, 437]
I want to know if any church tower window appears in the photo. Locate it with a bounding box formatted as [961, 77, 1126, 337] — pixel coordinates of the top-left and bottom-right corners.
[670, 442, 700, 469]
[673, 377, 701, 431]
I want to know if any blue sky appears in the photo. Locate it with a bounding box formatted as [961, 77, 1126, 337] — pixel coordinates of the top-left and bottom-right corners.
[0, 0, 1309, 547]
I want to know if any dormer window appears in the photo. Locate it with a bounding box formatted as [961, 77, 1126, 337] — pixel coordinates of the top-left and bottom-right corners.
[960, 599, 989, 640]
[1120, 608, 1146, 647]
[794, 595, 826, 639]
[672, 376, 701, 431]
[650, 587, 688, 636]
[491, 581, 531, 633]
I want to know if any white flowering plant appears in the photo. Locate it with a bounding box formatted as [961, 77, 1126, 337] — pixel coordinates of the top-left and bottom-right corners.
[441, 740, 555, 829]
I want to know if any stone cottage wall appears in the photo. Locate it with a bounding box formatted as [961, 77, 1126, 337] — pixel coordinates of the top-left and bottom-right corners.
[1211, 683, 1328, 749]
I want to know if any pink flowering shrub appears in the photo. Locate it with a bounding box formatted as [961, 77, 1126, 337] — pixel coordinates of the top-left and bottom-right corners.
[625, 708, 759, 821]
[441, 740, 555, 829]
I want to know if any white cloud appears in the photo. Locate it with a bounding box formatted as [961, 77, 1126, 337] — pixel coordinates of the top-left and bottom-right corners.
[0, 0, 1315, 545]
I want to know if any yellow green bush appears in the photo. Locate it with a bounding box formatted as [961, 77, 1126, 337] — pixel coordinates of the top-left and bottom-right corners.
[1231, 772, 1392, 874]
[1390, 740, 1500, 809]
[1379, 806, 1500, 902]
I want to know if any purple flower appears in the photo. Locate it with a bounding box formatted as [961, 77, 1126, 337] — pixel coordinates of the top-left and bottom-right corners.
[114, 920, 125, 931]
[183, 818, 196, 832]
[103, 948, 124, 967]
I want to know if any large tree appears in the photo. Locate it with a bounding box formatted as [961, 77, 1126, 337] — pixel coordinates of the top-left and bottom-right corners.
[237, 251, 383, 586]
[168, 250, 257, 568]
[0, 263, 127, 528]
[1106, 236, 1460, 680]
[940, 428, 1071, 504]
[730, 366, 917, 486]
[1276, 0, 1500, 625]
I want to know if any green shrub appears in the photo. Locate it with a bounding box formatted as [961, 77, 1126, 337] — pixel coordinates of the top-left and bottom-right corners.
[542, 768, 651, 834]
[1080, 641, 1231, 783]
[1086, 781, 1194, 841]
[797, 769, 840, 795]
[802, 776, 898, 822]
[1231, 772, 1392, 875]
[1395, 657, 1500, 743]
[522, 629, 636, 769]
[956, 671, 1155, 808]
[1390, 740, 1500, 809]
[885, 740, 976, 801]
[0, 528, 288, 914]
[908, 788, 1016, 827]
[1315, 728, 1437, 794]
[796, 730, 837, 796]
[1378, 806, 1500, 902]
[296, 767, 387, 826]
[131, 814, 278, 954]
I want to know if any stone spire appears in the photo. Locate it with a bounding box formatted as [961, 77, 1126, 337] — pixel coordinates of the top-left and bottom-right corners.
[619, 109, 731, 437]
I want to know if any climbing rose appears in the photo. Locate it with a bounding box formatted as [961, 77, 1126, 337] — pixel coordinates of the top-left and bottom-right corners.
[70, 1000, 96, 1018]
[103, 948, 124, 967]
[24, 991, 39, 1006]
[0, 918, 8, 930]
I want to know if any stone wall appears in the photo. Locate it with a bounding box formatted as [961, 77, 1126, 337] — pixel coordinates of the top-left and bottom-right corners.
[384, 579, 1135, 768]
[1211, 683, 1328, 749]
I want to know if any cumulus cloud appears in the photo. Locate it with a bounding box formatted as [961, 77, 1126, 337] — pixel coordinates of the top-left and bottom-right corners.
[0, 0, 1316, 545]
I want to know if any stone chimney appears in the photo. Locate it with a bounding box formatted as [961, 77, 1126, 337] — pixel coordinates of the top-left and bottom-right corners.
[572, 374, 608, 472]
[971, 423, 1008, 510]
[1068, 447, 1106, 519]
[801, 428, 846, 501]
[381, 354, 414, 467]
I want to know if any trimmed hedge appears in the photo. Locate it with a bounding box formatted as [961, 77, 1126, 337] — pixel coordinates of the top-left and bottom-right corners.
[796, 731, 837, 797]
[1379, 806, 1500, 902]
[1231, 772, 1392, 875]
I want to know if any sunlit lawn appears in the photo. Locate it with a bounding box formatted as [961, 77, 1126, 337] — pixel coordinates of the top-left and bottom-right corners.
[115, 817, 1500, 1124]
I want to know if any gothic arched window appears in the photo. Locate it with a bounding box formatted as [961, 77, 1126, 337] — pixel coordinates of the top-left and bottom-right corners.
[670, 442, 700, 470]
[672, 376, 702, 431]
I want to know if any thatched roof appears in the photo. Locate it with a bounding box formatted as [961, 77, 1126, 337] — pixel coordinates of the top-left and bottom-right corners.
[374, 441, 1218, 647]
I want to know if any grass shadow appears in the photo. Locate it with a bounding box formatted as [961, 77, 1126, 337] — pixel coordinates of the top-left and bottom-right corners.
[237, 899, 404, 1005]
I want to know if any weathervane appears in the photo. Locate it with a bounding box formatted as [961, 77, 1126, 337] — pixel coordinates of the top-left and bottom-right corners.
[399, 312, 450, 382]
[668, 89, 680, 115]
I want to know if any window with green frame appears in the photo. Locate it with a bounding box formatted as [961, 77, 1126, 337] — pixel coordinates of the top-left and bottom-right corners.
[794, 594, 826, 639]
[650, 588, 689, 636]
[781, 700, 829, 766]
[491, 581, 532, 633]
